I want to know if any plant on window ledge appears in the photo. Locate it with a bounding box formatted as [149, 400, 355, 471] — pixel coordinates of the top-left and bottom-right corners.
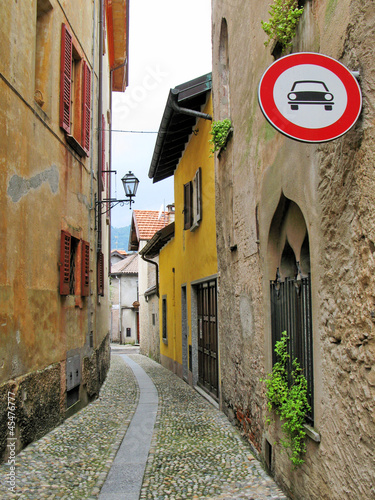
[263, 331, 310, 467]
[209, 119, 232, 155]
[261, 0, 304, 52]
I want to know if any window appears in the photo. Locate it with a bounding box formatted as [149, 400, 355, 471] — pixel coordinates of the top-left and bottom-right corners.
[34, 0, 53, 110]
[183, 168, 202, 231]
[97, 251, 104, 296]
[268, 198, 314, 423]
[126, 328, 131, 338]
[60, 23, 91, 157]
[218, 18, 230, 119]
[60, 230, 90, 297]
[162, 297, 167, 342]
[152, 313, 156, 326]
[183, 182, 193, 230]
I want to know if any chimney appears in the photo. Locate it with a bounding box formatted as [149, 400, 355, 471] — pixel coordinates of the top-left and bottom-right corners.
[167, 203, 175, 223]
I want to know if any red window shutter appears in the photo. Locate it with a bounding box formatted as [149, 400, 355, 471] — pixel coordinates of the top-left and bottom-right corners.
[97, 251, 104, 296]
[81, 240, 90, 297]
[60, 230, 71, 295]
[101, 114, 105, 188]
[82, 61, 91, 155]
[59, 24, 72, 134]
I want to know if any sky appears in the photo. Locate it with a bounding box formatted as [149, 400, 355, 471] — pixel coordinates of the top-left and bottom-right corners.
[110, 0, 213, 228]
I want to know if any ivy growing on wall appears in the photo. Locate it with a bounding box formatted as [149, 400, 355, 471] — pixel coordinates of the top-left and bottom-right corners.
[263, 331, 310, 467]
[209, 119, 232, 154]
[261, 0, 304, 51]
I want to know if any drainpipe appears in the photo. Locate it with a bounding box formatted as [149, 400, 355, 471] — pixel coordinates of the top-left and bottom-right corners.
[97, 0, 103, 254]
[108, 60, 127, 273]
[140, 254, 159, 298]
[170, 89, 212, 121]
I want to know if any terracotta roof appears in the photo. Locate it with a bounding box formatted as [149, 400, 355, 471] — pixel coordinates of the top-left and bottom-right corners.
[111, 249, 127, 256]
[133, 210, 171, 241]
[111, 253, 138, 274]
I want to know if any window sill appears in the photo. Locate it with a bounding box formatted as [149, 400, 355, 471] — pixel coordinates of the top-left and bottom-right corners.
[66, 134, 88, 158]
[190, 220, 201, 232]
[304, 424, 321, 443]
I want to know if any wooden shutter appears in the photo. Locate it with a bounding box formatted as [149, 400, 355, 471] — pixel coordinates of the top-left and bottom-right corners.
[82, 61, 91, 155]
[184, 182, 193, 230]
[60, 230, 71, 295]
[101, 114, 105, 189]
[195, 167, 202, 223]
[81, 241, 90, 297]
[97, 251, 104, 296]
[60, 24, 72, 134]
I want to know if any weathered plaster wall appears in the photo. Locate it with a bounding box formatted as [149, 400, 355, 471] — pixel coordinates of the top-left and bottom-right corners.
[0, 0, 112, 461]
[213, 0, 375, 498]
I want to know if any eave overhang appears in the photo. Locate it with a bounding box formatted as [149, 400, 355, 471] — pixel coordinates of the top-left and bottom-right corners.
[148, 73, 212, 183]
[139, 222, 175, 259]
[106, 0, 129, 92]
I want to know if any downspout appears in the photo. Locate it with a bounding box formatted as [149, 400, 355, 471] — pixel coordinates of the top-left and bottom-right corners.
[108, 60, 127, 274]
[116, 275, 122, 343]
[97, 0, 103, 254]
[170, 89, 212, 121]
[140, 254, 159, 298]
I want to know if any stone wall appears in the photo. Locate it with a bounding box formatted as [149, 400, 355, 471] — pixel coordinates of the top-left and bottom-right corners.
[212, 0, 375, 498]
[0, 334, 110, 463]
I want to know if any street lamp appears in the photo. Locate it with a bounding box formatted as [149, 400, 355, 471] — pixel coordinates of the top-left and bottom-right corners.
[94, 170, 139, 229]
[121, 171, 139, 205]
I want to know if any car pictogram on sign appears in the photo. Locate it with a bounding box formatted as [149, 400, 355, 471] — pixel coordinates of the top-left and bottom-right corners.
[288, 80, 334, 111]
[258, 52, 362, 143]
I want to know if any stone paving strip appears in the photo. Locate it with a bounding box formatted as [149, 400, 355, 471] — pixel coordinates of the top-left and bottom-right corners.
[0, 353, 288, 499]
[131, 355, 288, 500]
[0, 355, 138, 499]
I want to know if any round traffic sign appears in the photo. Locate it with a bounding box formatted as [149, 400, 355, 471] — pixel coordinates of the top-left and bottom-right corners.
[258, 53, 362, 143]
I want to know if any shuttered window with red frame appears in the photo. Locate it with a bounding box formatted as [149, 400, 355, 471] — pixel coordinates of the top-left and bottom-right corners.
[59, 24, 72, 134]
[60, 230, 71, 295]
[81, 240, 90, 297]
[97, 251, 104, 296]
[82, 60, 91, 155]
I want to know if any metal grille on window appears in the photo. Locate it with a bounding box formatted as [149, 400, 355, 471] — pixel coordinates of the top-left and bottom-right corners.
[270, 268, 314, 424]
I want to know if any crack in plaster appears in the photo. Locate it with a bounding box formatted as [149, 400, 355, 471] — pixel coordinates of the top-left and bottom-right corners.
[7, 165, 59, 203]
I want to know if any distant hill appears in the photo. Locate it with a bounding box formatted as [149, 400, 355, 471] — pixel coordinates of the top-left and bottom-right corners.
[111, 226, 130, 251]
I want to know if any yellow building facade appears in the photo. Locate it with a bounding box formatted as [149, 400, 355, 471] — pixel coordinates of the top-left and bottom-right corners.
[145, 74, 219, 402]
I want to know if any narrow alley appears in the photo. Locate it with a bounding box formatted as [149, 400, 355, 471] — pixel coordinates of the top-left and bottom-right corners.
[0, 348, 287, 500]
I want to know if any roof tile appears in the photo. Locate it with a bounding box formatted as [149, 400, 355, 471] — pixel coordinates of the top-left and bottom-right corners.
[133, 210, 172, 241]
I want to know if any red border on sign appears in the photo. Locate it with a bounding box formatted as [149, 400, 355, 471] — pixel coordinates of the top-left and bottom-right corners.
[258, 53, 362, 143]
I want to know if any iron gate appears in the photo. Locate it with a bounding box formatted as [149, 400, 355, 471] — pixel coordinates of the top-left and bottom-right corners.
[270, 272, 314, 424]
[197, 280, 219, 400]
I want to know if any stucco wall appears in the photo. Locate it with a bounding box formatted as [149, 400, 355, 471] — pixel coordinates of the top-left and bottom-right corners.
[212, 0, 375, 498]
[0, 0, 112, 461]
[158, 97, 218, 380]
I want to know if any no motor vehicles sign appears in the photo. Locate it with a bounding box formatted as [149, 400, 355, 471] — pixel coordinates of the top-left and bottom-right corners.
[258, 52, 362, 143]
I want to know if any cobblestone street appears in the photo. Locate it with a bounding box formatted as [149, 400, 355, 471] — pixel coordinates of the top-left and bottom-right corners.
[0, 352, 287, 499]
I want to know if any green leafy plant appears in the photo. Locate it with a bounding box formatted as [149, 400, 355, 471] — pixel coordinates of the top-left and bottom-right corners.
[261, 0, 304, 51]
[209, 119, 232, 154]
[263, 331, 310, 467]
